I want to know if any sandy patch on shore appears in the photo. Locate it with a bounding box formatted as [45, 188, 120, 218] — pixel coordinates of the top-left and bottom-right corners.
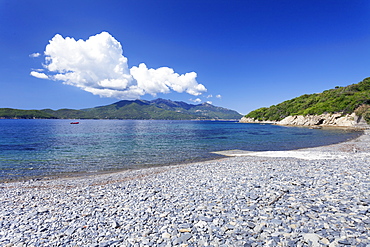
[212, 149, 360, 160]
[213, 130, 370, 160]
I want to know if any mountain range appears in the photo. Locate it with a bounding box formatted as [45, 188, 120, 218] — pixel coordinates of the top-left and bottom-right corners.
[0, 98, 242, 120]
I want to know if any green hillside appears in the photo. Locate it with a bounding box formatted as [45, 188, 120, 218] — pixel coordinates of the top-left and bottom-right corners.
[245, 77, 370, 122]
[79, 100, 196, 120]
[0, 99, 242, 120]
[0, 108, 56, 119]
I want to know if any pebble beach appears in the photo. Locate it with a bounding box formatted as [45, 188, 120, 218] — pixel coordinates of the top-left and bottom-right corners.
[1, 130, 370, 247]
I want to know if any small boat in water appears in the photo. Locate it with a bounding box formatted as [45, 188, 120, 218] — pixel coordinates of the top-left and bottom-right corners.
[70, 122, 80, 124]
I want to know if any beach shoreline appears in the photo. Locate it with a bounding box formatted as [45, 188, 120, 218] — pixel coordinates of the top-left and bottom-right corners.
[2, 129, 368, 186]
[1, 131, 369, 246]
[0, 126, 364, 184]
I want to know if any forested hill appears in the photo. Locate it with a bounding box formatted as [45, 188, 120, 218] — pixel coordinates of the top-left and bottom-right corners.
[0, 98, 242, 120]
[245, 77, 370, 122]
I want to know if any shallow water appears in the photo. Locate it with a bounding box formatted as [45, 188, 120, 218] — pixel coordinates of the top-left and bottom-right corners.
[0, 119, 362, 180]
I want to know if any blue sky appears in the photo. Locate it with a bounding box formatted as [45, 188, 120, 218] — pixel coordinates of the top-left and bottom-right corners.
[1, 0, 370, 115]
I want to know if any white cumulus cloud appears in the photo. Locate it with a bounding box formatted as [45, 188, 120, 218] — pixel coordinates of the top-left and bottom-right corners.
[130, 63, 206, 96]
[30, 32, 207, 99]
[30, 71, 49, 79]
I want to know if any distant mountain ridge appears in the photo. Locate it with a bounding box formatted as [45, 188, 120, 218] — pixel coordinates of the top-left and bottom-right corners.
[0, 98, 242, 120]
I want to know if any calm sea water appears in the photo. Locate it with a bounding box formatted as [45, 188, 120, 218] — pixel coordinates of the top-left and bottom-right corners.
[0, 119, 362, 181]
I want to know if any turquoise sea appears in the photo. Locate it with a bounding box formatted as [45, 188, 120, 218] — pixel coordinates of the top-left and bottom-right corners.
[0, 119, 362, 181]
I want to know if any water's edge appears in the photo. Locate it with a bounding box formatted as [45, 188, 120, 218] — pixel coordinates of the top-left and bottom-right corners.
[1, 125, 363, 184]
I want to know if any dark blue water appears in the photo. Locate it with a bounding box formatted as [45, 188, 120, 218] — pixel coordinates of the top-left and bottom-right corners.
[0, 119, 362, 181]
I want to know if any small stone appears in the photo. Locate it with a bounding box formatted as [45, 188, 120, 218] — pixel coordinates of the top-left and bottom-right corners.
[338, 239, 352, 245]
[321, 238, 330, 245]
[65, 227, 76, 236]
[269, 219, 282, 226]
[179, 228, 192, 233]
[173, 233, 192, 245]
[224, 224, 235, 230]
[162, 232, 171, 239]
[303, 233, 320, 247]
[249, 194, 259, 200]
[254, 222, 265, 233]
[39, 227, 48, 232]
[178, 223, 192, 229]
[37, 207, 49, 214]
[289, 224, 298, 229]
[363, 219, 370, 224]
[142, 229, 151, 237]
[194, 220, 207, 228]
[111, 221, 120, 228]
[160, 212, 169, 217]
[287, 240, 297, 247]
[198, 216, 213, 222]
[245, 222, 255, 229]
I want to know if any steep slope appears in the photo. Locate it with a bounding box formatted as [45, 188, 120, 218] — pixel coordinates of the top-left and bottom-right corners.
[244, 77, 370, 123]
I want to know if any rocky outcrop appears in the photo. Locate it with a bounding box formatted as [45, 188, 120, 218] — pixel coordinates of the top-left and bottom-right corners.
[278, 113, 357, 127]
[240, 113, 369, 128]
[239, 117, 277, 124]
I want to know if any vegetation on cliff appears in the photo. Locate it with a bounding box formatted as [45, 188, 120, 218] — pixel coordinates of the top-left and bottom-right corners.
[245, 77, 370, 123]
[0, 99, 242, 120]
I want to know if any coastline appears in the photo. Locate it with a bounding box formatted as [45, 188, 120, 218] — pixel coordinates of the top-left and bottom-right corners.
[239, 113, 370, 129]
[0, 122, 364, 184]
[1, 132, 369, 246]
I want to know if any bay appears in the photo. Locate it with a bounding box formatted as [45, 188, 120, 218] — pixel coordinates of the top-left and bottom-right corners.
[0, 119, 362, 181]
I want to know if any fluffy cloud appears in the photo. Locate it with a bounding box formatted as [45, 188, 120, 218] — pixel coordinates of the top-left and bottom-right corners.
[130, 63, 206, 96]
[30, 32, 207, 99]
[29, 53, 41, 58]
[30, 71, 49, 79]
[190, 98, 202, 103]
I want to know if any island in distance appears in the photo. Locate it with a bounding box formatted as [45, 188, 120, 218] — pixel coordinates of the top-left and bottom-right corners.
[0, 98, 242, 120]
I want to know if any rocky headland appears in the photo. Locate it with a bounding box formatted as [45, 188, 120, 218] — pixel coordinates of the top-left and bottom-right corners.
[241, 78, 370, 129]
[240, 112, 370, 128]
